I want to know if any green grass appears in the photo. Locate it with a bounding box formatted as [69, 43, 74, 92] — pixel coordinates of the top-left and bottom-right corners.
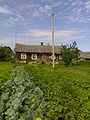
[0, 62, 14, 94]
[26, 63, 90, 119]
[0, 62, 25, 94]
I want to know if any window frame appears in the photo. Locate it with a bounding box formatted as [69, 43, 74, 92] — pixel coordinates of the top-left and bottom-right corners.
[31, 54, 37, 60]
[59, 55, 62, 60]
[21, 53, 27, 60]
[49, 55, 56, 60]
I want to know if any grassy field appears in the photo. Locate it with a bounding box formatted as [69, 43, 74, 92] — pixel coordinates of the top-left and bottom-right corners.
[0, 62, 90, 119]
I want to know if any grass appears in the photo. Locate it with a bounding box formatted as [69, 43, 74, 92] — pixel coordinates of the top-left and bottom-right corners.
[0, 62, 14, 94]
[0, 62, 25, 94]
[26, 63, 90, 119]
[0, 61, 90, 119]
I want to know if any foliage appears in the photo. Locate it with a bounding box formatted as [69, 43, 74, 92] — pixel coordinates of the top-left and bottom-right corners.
[26, 64, 90, 120]
[0, 62, 90, 120]
[60, 41, 80, 65]
[0, 46, 14, 61]
[0, 66, 45, 120]
[0, 62, 25, 95]
[0, 62, 14, 95]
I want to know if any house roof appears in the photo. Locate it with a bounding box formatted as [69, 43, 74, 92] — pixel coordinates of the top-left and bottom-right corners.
[79, 52, 90, 59]
[15, 43, 62, 54]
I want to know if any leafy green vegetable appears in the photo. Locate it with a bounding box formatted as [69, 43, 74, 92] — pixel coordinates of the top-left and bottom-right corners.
[0, 62, 14, 95]
[0, 67, 44, 120]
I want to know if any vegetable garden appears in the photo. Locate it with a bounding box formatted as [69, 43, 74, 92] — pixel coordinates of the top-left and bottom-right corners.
[0, 62, 14, 95]
[0, 66, 44, 120]
[0, 62, 90, 120]
[26, 63, 90, 120]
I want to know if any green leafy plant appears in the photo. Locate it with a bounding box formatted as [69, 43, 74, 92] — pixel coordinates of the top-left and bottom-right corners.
[60, 41, 80, 66]
[0, 67, 45, 120]
[26, 64, 90, 120]
[0, 46, 14, 61]
[0, 62, 90, 120]
[0, 62, 14, 95]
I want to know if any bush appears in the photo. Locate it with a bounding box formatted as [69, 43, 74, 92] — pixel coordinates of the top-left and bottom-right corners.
[0, 46, 14, 61]
[10, 58, 16, 63]
[60, 41, 80, 66]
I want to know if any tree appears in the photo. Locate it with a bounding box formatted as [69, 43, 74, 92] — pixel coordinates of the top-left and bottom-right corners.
[60, 41, 80, 65]
[0, 46, 13, 61]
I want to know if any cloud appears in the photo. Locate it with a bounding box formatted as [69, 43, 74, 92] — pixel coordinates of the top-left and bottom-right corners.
[51, 1, 61, 8]
[12, 28, 85, 47]
[32, 5, 52, 17]
[32, 1, 61, 17]
[85, 1, 90, 11]
[71, 1, 83, 7]
[0, 29, 89, 49]
[19, 29, 80, 41]
[0, 37, 15, 49]
[58, 1, 90, 23]
[0, 5, 12, 14]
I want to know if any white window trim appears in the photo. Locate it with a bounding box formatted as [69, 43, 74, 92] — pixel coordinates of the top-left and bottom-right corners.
[59, 55, 62, 60]
[21, 53, 27, 60]
[49, 55, 56, 60]
[31, 54, 37, 60]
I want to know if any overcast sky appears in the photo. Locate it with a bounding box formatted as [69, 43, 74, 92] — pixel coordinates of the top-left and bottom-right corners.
[0, 0, 90, 51]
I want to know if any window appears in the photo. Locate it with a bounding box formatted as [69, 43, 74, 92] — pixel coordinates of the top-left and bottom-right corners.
[59, 55, 62, 60]
[49, 55, 56, 60]
[21, 53, 27, 60]
[31, 54, 37, 60]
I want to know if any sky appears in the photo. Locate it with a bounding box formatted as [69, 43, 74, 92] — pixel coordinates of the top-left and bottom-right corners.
[0, 0, 90, 51]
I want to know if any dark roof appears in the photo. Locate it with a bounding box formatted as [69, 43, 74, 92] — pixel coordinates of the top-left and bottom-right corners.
[15, 43, 62, 54]
[79, 52, 90, 59]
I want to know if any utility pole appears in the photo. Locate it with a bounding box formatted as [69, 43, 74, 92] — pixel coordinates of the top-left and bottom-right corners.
[52, 14, 55, 68]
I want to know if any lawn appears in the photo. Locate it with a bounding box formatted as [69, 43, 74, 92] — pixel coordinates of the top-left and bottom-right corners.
[0, 62, 90, 119]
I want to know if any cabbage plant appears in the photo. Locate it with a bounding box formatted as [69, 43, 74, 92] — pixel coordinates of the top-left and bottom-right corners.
[0, 67, 45, 120]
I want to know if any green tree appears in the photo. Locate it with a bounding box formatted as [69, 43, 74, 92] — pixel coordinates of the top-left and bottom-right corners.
[60, 41, 80, 65]
[0, 46, 13, 61]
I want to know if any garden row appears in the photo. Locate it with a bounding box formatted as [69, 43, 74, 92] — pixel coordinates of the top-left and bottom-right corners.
[0, 66, 45, 120]
[26, 64, 90, 120]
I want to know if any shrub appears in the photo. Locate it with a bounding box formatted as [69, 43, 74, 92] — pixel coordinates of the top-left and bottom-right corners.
[0, 46, 14, 61]
[60, 41, 80, 66]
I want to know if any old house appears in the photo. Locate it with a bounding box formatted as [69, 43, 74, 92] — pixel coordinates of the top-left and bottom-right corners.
[78, 52, 90, 60]
[15, 42, 62, 63]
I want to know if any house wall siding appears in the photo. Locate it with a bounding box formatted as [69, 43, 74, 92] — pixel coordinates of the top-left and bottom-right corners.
[15, 52, 60, 63]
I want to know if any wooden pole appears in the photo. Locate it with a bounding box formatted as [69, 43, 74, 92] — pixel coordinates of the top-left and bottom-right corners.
[52, 14, 55, 68]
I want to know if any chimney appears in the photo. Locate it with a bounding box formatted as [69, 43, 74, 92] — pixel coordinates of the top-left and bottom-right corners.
[40, 42, 43, 46]
[47, 43, 50, 46]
